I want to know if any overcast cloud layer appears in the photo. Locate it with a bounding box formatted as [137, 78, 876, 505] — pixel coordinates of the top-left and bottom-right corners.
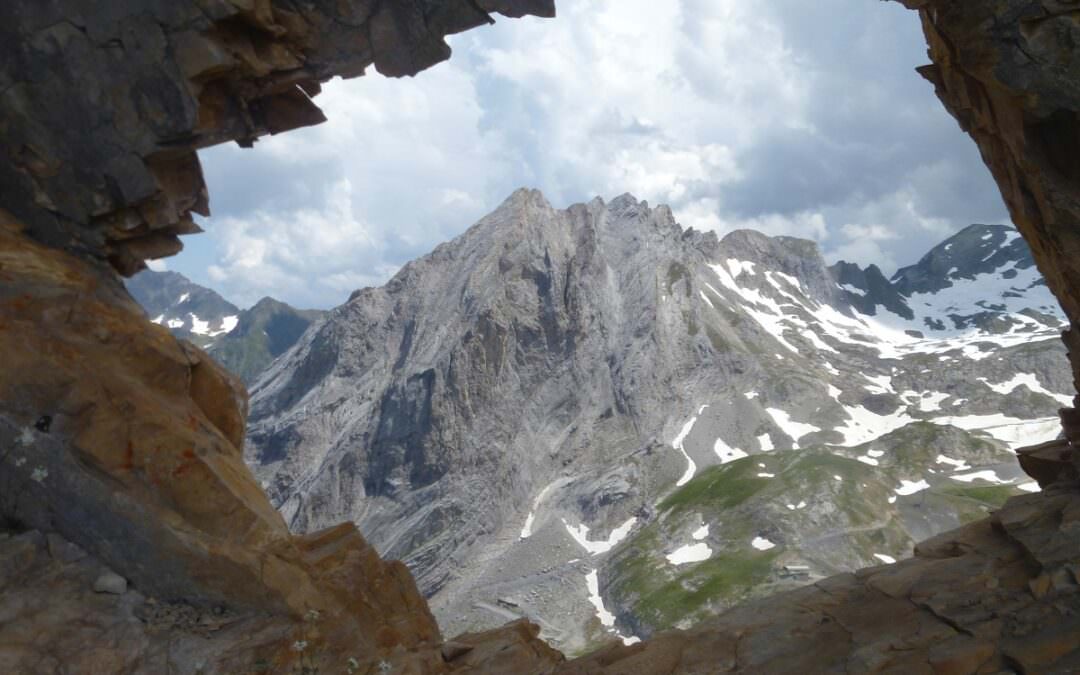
[167, 0, 1009, 309]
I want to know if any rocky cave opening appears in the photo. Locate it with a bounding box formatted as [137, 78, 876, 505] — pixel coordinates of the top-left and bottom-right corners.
[1, 0, 1079, 672]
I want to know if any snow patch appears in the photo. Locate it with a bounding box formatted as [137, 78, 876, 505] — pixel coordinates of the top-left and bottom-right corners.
[873, 553, 896, 564]
[666, 542, 713, 565]
[979, 373, 1072, 406]
[935, 455, 971, 472]
[189, 314, 210, 335]
[930, 415, 1059, 450]
[520, 482, 558, 539]
[765, 408, 821, 445]
[751, 537, 776, 551]
[671, 412, 704, 487]
[563, 517, 637, 555]
[895, 479, 930, 496]
[585, 570, 616, 626]
[950, 470, 1009, 484]
[714, 437, 749, 464]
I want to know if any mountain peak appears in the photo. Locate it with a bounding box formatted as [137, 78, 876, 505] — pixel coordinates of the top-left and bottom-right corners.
[891, 223, 1027, 296]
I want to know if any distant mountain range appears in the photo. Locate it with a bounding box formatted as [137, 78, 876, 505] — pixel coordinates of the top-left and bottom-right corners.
[234, 189, 1068, 654]
[125, 271, 323, 383]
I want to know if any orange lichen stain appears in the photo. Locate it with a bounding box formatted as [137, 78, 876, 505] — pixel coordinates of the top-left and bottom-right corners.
[172, 446, 200, 477]
[119, 440, 135, 471]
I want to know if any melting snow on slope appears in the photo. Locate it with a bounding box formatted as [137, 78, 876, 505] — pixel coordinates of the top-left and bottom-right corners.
[520, 481, 558, 539]
[218, 315, 239, 335]
[936, 455, 971, 472]
[585, 570, 640, 645]
[672, 411, 705, 487]
[765, 408, 821, 445]
[950, 470, 1010, 484]
[874, 554, 897, 564]
[835, 405, 913, 447]
[979, 374, 1072, 407]
[177, 292, 190, 303]
[863, 375, 894, 394]
[189, 314, 210, 335]
[930, 415, 1059, 450]
[707, 267, 801, 354]
[692, 524, 709, 540]
[895, 479, 930, 496]
[666, 543, 713, 565]
[714, 437, 749, 464]
[757, 433, 775, 452]
[751, 536, 776, 551]
[564, 517, 638, 555]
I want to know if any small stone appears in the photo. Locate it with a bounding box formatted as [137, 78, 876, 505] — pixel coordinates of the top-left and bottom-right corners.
[46, 533, 87, 564]
[1029, 573, 1051, 600]
[93, 571, 128, 595]
[441, 641, 474, 662]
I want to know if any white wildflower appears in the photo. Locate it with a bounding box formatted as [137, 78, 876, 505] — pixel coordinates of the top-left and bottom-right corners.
[378, 661, 392, 673]
[346, 657, 360, 674]
[13, 456, 26, 467]
[30, 466, 47, 483]
[292, 640, 308, 652]
[16, 428, 34, 446]
[305, 608, 321, 622]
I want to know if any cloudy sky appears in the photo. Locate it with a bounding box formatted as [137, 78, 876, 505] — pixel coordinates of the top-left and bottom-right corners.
[165, 0, 1009, 309]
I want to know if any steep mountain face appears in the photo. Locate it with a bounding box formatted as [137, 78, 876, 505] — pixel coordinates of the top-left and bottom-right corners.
[246, 191, 1069, 653]
[126, 271, 240, 348]
[210, 298, 325, 383]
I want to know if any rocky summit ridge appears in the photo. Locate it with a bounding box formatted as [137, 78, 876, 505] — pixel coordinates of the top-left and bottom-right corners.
[3, 0, 1080, 673]
[246, 188, 1072, 652]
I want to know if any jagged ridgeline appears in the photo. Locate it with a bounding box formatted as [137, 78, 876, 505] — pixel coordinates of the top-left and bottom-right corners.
[240, 189, 1066, 654]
